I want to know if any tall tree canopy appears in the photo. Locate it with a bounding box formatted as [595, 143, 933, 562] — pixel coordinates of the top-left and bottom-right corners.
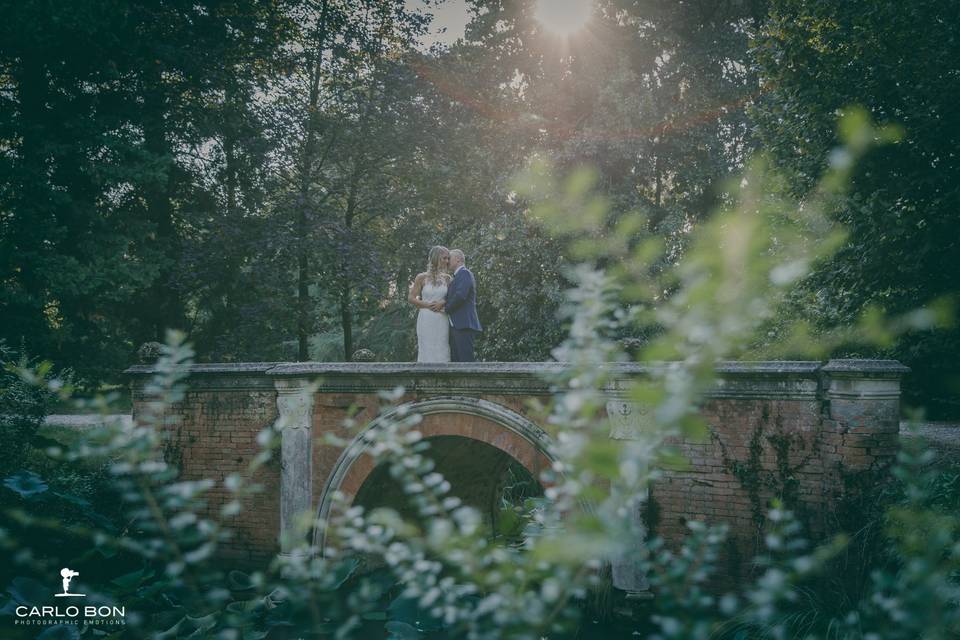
[1, 0, 291, 380]
[1, 0, 955, 414]
[752, 0, 960, 414]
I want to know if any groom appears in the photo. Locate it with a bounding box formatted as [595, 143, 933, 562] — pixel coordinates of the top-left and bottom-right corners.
[432, 249, 482, 362]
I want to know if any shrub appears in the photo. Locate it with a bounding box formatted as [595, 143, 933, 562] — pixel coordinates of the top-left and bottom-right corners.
[0, 342, 63, 479]
[0, 111, 956, 639]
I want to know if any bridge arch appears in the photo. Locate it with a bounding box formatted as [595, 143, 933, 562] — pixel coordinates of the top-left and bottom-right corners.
[125, 359, 909, 587]
[313, 397, 555, 549]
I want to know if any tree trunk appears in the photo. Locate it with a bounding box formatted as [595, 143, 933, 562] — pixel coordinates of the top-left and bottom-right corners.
[198, 83, 243, 356]
[648, 140, 668, 232]
[340, 282, 353, 360]
[297, 215, 310, 360]
[142, 64, 185, 340]
[340, 159, 363, 361]
[336, 10, 393, 362]
[13, 53, 49, 334]
[654, 146, 662, 209]
[296, 0, 330, 361]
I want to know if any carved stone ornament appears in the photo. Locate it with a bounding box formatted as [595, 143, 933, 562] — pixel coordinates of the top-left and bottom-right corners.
[136, 341, 163, 364]
[274, 384, 314, 432]
[606, 399, 651, 440]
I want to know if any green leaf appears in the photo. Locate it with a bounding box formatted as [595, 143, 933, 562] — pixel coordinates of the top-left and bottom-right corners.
[385, 621, 421, 639]
[3, 471, 48, 497]
[37, 625, 80, 640]
[361, 611, 387, 620]
[109, 567, 155, 591]
[227, 570, 255, 591]
[7, 576, 48, 604]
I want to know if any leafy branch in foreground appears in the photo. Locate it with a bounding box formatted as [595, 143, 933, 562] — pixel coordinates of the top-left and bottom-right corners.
[1, 110, 956, 640]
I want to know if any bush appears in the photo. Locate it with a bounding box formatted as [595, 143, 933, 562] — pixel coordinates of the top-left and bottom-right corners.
[0, 342, 62, 478]
[0, 112, 956, 639]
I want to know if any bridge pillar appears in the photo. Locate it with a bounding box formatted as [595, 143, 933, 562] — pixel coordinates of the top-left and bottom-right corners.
[274, 378, 315, 555]
[606, 399, 652, 598]
[821, 360, 908, 474]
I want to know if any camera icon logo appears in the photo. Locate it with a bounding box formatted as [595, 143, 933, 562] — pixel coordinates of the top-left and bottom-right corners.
[55, 568, 85, 597]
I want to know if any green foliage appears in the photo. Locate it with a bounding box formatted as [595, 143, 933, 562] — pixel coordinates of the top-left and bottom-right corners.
[2, 118, 959, 637]
[462, 214, 569, 361]
[355, 302, 419, 363]
[0, 0, 780, 371]
[1, 1, 958, 637]
[3, 0, 957, 416]
[309, 330, 348, 362]
[0, 343, 66, 478]
[0, 0, 293, 384]
[752, 0, 960, 416]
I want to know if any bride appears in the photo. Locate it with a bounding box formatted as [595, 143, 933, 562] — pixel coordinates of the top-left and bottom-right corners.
[408, 245, 451, 362]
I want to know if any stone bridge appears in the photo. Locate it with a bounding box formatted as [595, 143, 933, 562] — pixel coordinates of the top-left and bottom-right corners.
[126, 360, 907, 584]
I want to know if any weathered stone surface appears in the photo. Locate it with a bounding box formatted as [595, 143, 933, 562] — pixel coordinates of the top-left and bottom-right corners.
[136, 342, 163, 364]
[820, 360, 907, 476]
[606, 399, 654, 440]
[821, 359, 911, 376]
[351, 349, 376, 362]
[605, 400, 652, 593]
[274, 378, 315, 553]
[125, 359, 908, 581]
[128, 360, 827, 399]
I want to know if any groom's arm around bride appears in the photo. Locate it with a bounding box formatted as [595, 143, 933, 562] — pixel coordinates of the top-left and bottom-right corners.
[440, 249, 482, 362]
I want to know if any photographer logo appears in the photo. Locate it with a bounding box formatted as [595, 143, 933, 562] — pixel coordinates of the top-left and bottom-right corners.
[12, 567, 126, 627]
[55, 568, 84, 597]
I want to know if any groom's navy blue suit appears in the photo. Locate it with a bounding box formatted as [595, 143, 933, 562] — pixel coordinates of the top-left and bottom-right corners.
[445, 266, 482, 362]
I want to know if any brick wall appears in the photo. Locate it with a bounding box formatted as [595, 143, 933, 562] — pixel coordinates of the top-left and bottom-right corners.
[652, 398, 827, 581]
[131, 372, 281, 566]
[127, 360, 907, 581]
[310, 391, 551, 506]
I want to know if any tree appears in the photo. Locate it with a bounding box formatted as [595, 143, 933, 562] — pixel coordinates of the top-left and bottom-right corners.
[388, 0, 766, 359]
[0, 0, 291, 382]
[266, 0, 430, 360]
[752, 0, 960, 415]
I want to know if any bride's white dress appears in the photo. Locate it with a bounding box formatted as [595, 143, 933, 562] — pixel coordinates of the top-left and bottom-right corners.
[417, 279, 450, 362]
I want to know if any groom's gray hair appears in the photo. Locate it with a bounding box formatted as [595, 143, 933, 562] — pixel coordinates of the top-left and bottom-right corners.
[450, 249, 465, 262]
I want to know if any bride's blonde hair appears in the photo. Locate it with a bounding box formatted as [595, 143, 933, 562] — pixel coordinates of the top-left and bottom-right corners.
[426, 245, 448, 285]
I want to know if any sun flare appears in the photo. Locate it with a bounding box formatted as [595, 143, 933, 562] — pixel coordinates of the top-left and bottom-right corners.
[533, 0, 593, 37]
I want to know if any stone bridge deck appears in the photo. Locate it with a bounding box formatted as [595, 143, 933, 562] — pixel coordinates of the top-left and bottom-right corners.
[126, 360, 908, 584]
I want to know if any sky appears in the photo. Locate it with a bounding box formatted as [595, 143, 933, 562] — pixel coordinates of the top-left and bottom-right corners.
[405, 1, 472, 48]
[406, 1, 599, 47]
